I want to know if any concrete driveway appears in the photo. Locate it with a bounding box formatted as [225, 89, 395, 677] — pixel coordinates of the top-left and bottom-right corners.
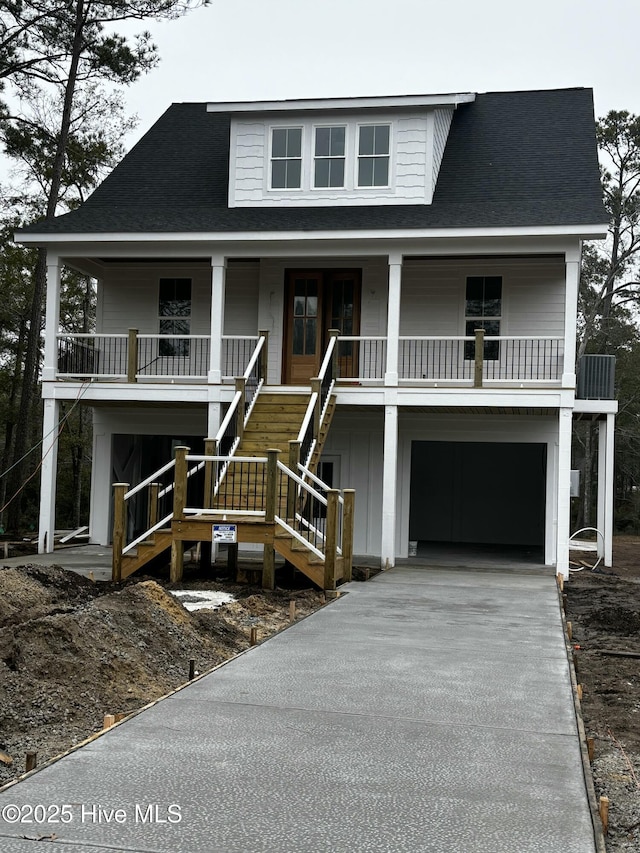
[0, 565, 596, 852]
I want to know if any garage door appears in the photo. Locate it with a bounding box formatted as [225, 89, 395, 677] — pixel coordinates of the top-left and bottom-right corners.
[409, 441, 546, 547]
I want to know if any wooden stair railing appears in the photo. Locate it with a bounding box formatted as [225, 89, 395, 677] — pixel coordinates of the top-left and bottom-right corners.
[111, 335, 345, 584]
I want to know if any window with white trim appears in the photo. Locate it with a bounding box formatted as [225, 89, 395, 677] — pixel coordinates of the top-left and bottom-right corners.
[271, 127, 302, 189]
[314, 126, 345, 188]
[159, 278, 191, 356]
[357, 124, 390, 187]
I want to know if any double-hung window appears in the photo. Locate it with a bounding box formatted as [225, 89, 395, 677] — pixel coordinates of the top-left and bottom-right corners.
[464, 276, 502, 360]
[159, 278, 191, 356]
[271, 127, 302, 189]
[357, 124, 390, 187]
[314, 126, 345, 188]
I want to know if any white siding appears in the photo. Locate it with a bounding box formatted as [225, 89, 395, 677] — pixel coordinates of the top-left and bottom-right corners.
[257, 259, 285, 384]
[399, 257, 566, 337]
[322, 409, 384, 557]
[361, 259, 389, 336]
[432, 107, 453, 189]
[99, 264, 212, 335]
[395, 117, 428, 200]
[230, 110, 434, 207]
[224, 262, 260, 334]
[97, 262, 260, 337]
[231, 122, 266, 203]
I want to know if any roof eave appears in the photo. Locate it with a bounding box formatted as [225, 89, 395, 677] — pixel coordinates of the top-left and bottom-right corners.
[14, 222, 610, 246]
[206, 93, 477, 114]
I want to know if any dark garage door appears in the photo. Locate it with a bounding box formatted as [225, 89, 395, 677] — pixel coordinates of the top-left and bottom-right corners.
[409, 441, 546, 547]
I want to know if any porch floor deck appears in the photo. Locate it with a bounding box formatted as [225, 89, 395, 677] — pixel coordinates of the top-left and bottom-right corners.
[0, 564, 596, 852]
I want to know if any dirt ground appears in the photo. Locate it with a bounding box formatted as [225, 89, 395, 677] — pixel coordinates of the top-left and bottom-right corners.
[566, 536, 640, 852]
[0, 562, 326, 788]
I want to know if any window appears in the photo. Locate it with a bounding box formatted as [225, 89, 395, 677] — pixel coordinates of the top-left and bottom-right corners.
[159, 278, 191, 356]
[314, 126, 345, 188]
[357, 124, 390, 187]
[464, 276, 502, 360]
[271, 127, 302, 189]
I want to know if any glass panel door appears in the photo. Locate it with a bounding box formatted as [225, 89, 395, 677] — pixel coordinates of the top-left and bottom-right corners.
[285, 272, 323, 383]
[327, 272, 360, 379]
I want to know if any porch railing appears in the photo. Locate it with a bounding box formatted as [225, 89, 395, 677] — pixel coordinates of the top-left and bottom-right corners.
[57, 331, 564, 385]
[398, 335, 564, 384]
[334, 336, 387, 381]
[56, 332, 261, 382]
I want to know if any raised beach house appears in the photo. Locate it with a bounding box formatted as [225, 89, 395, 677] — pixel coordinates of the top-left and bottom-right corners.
[17, 87, 616, 583]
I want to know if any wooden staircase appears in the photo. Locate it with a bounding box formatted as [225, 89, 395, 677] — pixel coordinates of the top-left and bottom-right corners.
[215, 391, 336, 511]
[118, 529, 173, 580]
[114, 388, 344, 587]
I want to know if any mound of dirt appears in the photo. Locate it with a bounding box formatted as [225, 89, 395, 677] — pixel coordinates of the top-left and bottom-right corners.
[0, 565, 324, 786]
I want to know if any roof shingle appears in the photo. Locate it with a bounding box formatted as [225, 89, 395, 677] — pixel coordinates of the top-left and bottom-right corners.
[19, 88, 607, 236]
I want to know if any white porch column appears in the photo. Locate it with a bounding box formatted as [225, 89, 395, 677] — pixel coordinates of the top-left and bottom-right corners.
[597, 413, 615, 566]
[563, 255, 580, 388]
[381, 403, 398, 568]
[556, 407, 573, 578]
[38, 398, 60, 553]
[42, 254, 62, 382]
[384, 253, 403, 386]
[208, 255, 227, 384]
[207, 402, 222, 439]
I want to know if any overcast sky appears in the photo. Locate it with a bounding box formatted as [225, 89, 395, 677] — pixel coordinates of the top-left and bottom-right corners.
[118, 0, 640, 143]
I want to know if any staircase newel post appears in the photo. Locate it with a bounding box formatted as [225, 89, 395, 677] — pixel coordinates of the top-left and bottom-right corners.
[474, 328, 485, 388]
[203, 438, 216, 510]
[263, 448, 280, 590]
[287, 441, 301, 521]
[342, 489, 355, 583]
[235, 377, 246, 442]
[112, 483, 128, 582]
[127, 329, 138, 383]
[324, 489, 339, 591]
[201, 438, 216, 572]
[147, 482, 159, 544]
[328, 328, 340, 381]
[258, 329, 269, 382]
[170, 446, 189, 583]
[311, 377, 321, 438]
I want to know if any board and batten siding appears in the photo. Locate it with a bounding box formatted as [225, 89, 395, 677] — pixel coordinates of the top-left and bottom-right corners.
[398, 257, 566, 337]
[229, 109, 449, 207]
[322, 409, 385, 557]
[97, 263, 259, 337]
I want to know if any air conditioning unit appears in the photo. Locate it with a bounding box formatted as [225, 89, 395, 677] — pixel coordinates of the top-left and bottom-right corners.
[577, 355, 616, 400]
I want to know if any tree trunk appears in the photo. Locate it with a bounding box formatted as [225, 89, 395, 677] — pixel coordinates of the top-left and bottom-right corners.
[6, 1, 85, 532]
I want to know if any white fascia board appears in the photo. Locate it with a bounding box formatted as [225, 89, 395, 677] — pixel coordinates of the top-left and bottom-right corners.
[16, 222, 610, 248]
[573, 399, 619, 415]
[42, 382, 236, 405]
[333, 387, 572, 408]
[207, 93, 476, 113]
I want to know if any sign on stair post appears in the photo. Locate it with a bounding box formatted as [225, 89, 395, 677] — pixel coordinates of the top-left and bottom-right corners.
[213, 524, 237, 544]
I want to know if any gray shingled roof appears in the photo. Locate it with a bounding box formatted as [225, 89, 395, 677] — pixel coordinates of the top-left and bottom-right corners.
[19, 88, 607, 236]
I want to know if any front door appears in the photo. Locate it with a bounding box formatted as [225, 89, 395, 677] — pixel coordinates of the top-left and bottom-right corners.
[283, 270, 361, 384]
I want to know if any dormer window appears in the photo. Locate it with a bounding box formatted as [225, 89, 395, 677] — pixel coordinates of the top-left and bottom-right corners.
[357, 124, 390, 187]
[271, 127, 302, 189]
[314, 126, 345, 188]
